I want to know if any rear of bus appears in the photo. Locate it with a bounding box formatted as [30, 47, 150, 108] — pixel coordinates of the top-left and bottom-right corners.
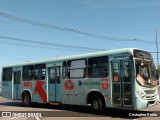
[1, 67, 13, 99]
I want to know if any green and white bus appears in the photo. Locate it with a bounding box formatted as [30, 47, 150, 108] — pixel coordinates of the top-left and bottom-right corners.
[1, 48, 159, 111]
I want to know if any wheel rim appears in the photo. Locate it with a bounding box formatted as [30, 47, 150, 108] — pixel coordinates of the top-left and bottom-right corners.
[24, 95, 30, 104]
[92, 100, 99, 110]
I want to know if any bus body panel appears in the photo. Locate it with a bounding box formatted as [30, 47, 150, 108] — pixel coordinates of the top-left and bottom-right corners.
[62, 78, 86, 105]
[32, 80, 47, 103]
[1, 48, 159, 110]
[2, 82, 12, 99]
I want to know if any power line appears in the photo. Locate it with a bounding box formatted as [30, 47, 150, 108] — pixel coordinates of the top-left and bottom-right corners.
[0, 52, 28, 61]
[0, 40, 100, 52]
[0, 12, 159, 45]
[0, 36, 105, 52]
[0, 35, 158, 61]
[0, 35, 159, 54]
[150, 52, 160, 53]
[0, 35, 159, 53]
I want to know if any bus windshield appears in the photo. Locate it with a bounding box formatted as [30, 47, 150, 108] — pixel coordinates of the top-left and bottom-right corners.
[135, 59, 157, 88]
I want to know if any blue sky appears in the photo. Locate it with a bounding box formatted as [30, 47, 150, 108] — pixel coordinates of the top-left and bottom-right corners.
[0, 0, 160, 73]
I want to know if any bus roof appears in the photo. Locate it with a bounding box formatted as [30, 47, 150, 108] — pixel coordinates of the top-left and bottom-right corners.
[2, 48, 146, 68]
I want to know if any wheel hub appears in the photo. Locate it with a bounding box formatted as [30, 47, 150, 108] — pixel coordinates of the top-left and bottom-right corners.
[93, 100, 99, 110]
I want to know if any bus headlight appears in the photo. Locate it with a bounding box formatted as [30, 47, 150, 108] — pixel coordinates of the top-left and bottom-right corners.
[137, 91, 145, 99]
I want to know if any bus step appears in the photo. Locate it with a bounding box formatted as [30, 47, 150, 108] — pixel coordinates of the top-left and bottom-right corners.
[49, 102, 61, 105]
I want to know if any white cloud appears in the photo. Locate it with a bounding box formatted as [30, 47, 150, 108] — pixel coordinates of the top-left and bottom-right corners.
[76, 0, 160, 10]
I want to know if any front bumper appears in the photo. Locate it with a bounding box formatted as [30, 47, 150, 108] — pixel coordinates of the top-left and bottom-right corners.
[135, 97, 159, 109]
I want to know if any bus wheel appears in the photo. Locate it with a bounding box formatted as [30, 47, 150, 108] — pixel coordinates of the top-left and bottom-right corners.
[91, 95, 104, 112]
[23, 93, 31, 107]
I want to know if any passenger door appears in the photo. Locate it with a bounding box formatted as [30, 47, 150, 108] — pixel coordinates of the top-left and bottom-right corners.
[13, 71, 21, 100]
[48, 66, 61, 102]
[111, 60, 133, 107]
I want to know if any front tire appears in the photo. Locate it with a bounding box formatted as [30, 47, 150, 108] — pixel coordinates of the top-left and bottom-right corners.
[22, 93, 31, 107]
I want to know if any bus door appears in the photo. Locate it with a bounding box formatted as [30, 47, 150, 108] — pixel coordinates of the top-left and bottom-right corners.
[48, 66, 61, 102]
[13, 71, 21, 100]
[111, 60, 133, 107]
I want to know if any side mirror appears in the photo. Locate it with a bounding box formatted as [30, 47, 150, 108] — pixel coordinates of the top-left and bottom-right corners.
[156, 69, 159, 80]
[156, 73, 159, 80]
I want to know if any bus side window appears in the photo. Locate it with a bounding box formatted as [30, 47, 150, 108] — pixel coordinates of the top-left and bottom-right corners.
[22, 65, 34, 81]
[2, 67, 12, 81]
[122, 61, 131, 82]
[35, 64, 46, 80]
[67, 59, 87, 78]
[88, 56, 108, 78]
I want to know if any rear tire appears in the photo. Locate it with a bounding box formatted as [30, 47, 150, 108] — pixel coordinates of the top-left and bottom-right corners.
[22, 93, 31, 107]
[91, 95, 104, 112]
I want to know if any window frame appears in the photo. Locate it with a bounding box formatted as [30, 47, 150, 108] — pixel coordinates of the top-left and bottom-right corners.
[62, 61, 66, 79]
[35, 64, 46, 80]
[2, 67, 13, 81]
[22, 65, 34, 81]
[67, 59, 87, 79]
[88, 56, 109, 78]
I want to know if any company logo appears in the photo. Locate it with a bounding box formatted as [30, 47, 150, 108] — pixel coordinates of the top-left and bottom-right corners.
[2, 112, 11, 117]
[78, 81, 101, 87]
[1, 112, 42, 118]
[78, 81, 82, 86]
[64, 80, 74, 91]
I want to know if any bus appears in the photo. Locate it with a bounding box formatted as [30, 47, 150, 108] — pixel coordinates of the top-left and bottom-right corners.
[1, 48, 159, 111]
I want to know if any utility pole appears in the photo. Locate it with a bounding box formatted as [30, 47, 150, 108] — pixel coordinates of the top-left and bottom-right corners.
[155, 30, 160, 84]
[155, 30, 159, 68]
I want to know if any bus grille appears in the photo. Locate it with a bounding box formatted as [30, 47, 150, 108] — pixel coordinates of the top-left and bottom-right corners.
[148, 100, 156, 105]
[146, 95, 156, 100]
[144, 90, 156, 94]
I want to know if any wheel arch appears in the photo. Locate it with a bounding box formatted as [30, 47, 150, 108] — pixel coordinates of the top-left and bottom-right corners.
[21, 89, 32, 101]
[86, 90, 106, 107]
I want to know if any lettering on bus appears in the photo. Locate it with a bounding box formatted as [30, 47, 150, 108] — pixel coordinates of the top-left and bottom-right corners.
[78, 81, 101, 86]
[113, 54, 127, 59]
[64, 80, 74, 91]
[23, 82, 32, 87]
[83, 81, 101, 86]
